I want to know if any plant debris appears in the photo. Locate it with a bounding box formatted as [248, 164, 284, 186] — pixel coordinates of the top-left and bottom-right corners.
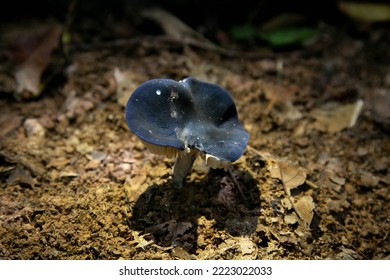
[0, 3, 389, 260]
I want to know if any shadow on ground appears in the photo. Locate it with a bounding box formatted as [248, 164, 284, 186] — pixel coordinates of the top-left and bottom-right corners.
[129, 167, 260, 253]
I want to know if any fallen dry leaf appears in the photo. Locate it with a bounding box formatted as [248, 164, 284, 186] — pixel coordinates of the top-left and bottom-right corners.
[11, 25, 62, 98]
[141, 8, 214, 46]
[326, 197, 350, 212]
[170, 221, 193, 238]
[262, 83, 302, 120]
[267, 158, 314, 226]
[46, 157, 70, 169]
[268, 159, 307, 192]
[132, 231, 153, 249]
[310, 99, 364, 133]
[338, 1, 390, 23]
[0, 113, 22, 136]
[367, 88, 390, 129]
[236, 236, 258, 260]
[6, 166, 35, 187]
[171, 247, 197, 260]
[284, 213, 299, 225]
[294, 196, 315, 226]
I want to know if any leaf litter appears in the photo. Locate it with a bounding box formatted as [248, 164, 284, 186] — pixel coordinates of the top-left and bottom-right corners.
[5, 24, 62, 99]
[0, 10, 389, 260]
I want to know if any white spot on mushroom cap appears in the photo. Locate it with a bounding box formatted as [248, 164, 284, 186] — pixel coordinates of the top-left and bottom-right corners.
[156, 89, 161, 95]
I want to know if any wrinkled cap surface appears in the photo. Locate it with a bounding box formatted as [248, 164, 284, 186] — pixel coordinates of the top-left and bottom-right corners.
[125, 77, 249, 162]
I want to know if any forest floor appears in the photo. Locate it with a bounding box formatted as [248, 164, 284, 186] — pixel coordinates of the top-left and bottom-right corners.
[0, 5, 389, 260]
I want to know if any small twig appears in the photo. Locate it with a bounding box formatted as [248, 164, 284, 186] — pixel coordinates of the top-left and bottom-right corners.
[227, 166, 247, 206]
[305, 179, 320, 189]
[273, 159, 305, 223]
[68, 35, 273, 59]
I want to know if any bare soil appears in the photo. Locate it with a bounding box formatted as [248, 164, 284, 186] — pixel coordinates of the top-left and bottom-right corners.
[0, 5, 389, 260]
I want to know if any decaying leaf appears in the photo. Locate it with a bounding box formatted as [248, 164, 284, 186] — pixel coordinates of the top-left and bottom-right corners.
[6, 166, 35, 187]
[171, 247, 197, 260]
[169, 221, 193, 238]
[46, 157, 71, 169]
[310, 99, 364, 133]
[61, 91, 95, 119]
[294, 196, 315, 226]
[338, 1, 390, 23]
[262, 83, 302, 120]
[132, 231, 153, 249]
[335, 247, 363, 260]
[268, 159, 307, 192]
[236, 236, 258, 260]
[10, 25, 62, 99]
[267, 157, 315, 226]
[325, 197, 350, 213]
[141, 8, 214, 46]
[359, 172, 381, 188]
[284, 213, 299, 225]
[0, 113, 22, 136]
[367, 89, 390, 129]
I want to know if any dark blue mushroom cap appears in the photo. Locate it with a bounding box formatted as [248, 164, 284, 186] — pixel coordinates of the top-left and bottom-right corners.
[125, 77, 249, 162]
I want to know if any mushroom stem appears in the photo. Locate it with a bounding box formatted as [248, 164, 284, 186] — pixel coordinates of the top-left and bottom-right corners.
[172, 149, 198, 188]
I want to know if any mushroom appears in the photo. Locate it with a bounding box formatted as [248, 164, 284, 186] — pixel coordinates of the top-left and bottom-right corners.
[125, 77, 249, 188]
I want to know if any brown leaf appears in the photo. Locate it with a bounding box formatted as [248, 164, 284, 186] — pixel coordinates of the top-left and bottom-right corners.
[141, 8, 213, 46]
[12, 25, 62, 98]
[6, 166, 35, 187]
[268, 159, 307, 192]
[338, 1, 390, 23]
[170, 221, 193, 238]
[294, 196, 315, 226]
[326, 197, 350, 212]
[0, 114, 22, 136]
[46, 157, 70, 169]
[236, 236, 257, 260]
[284, 213, 299, 225]
[367, 89, 390, 129]
[171, 247, 197, 260]
[132, 231, 153, 249]
[262, 83, 302, 119]
[310, 100, 364, 133]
